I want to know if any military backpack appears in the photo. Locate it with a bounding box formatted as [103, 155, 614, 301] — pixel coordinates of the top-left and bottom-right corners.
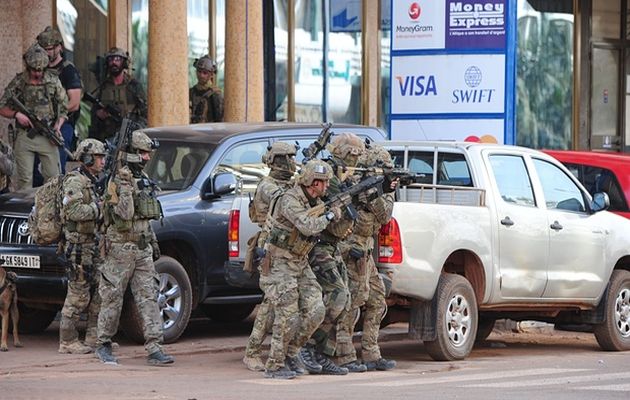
[28, 175, 64, 245]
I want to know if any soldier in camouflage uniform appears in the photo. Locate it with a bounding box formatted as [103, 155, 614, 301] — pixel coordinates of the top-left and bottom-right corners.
[89, 47, 147, 141]
[189, 55, 224, 123]
[243, 142, 297, 372]
[58, 139, 106, 354]
[260, 160, 340, 379]
[37, 26, 83, 173]
[335, 144, 397, 371]
[299, 132, 365, 375]
[0, 139, 14, 194]
[95, 131, 174, 366]
[0, 43, 67, 189]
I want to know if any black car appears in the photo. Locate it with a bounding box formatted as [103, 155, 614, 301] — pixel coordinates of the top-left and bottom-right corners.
[0, 122, 386, 342]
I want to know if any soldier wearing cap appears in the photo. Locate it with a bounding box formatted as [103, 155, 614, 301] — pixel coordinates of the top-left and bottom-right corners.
[258, 160, 342, 379]
[37, 26, 83, 173]
[0, 43, 67, 189]
[189, 55, 223, 123]
[243, 142, 298, 372]
[58, 138, 107, 355]
[89, 47, 147, 141]
[95, 130, 173, 366]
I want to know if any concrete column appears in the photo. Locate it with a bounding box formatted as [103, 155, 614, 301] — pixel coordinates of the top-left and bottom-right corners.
[22, 0, 52, 51]
[361, 0, 380, 127]
[147, 0, 189, 127]
[109, 0, 130, 50]
[224, 0, 264, 122]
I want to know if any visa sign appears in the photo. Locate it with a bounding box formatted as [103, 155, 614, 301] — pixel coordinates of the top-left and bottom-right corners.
[395, 75, 438, 96]
[391, 54, 505, 115]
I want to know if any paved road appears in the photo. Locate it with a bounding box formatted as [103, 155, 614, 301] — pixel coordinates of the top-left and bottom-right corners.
[0, 314, 627, 400]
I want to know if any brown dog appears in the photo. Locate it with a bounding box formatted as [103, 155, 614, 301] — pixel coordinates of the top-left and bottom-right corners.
[0, 261, 22, 351]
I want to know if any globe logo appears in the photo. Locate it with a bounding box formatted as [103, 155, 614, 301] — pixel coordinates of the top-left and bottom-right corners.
[464, 66, 482, 88]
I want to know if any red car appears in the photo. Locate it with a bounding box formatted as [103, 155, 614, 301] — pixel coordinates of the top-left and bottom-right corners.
[544, 150, 630, 219]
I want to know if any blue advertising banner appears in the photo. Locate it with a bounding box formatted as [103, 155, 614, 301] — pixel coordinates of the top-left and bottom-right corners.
[446, 0, 506, 49]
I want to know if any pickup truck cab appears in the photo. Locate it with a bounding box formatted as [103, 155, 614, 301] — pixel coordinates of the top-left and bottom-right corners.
[377, 141, 630, 361]
[0, 122, 385, 343]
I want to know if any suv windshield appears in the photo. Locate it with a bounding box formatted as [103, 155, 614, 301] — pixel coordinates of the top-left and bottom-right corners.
[145, 141, 215, 190]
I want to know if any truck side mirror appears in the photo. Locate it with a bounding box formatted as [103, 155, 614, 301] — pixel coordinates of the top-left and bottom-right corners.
[591, 192, 610, 213]
[202, 172, 237, 200]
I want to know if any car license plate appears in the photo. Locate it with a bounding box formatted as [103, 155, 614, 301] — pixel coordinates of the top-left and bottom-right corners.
[0, 254, 40, 269]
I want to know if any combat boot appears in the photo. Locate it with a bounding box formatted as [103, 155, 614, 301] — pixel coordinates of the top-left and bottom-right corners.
[285, 356, 305, 376]
[242, 355, 265, 371]
[95, 343, 118, 365]
[364, 358, 397, 371]
[315, 353, 348, 375]
[147, 350, 175, 366]
[341, 360, 368, 373]
[263, 366, 297, 380]
[58, 340, 92, 354]
[298, 346, 323, 374]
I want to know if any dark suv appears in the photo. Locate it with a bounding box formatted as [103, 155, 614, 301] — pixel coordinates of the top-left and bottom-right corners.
[0, 122, 386, 343]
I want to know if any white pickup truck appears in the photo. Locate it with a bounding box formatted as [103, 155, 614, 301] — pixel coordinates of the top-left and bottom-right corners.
[377, 141, 630, 361]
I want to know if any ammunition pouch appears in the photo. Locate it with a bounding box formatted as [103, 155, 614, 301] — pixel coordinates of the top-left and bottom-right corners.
[268, 226, 317, 258]
[66, 220, 96, 235]
[244, 231, 262, 274]
[104, 204, 132, 231]
[134, 191, 161, 220]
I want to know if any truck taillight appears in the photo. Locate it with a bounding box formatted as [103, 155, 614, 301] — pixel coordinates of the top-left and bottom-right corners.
[378, 218, 402, 264]
[228, 209, 240, 258]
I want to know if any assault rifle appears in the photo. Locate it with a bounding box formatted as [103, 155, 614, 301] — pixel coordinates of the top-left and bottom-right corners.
[307, 175, 384, 220]
[302, 122, 333, 162]
[10, 96, 73, 158]
[99, 118, 141, 199]
[83, 92, 123, 124]
[342, 165, 416, 188]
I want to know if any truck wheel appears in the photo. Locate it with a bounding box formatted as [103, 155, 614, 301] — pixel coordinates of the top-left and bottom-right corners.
[475, 316, 495, 342]
[202, 303, 255, 323]
[594, 270, 630, 351]
[15, 303, 57, 334]
[424, 274, 478, 361]
[120, 256, 193, 344]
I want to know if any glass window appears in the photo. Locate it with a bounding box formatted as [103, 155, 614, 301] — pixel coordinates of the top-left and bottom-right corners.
[533, 158, 586, 212]
[437, 152, 472, 187]
[57, 0, 110, 139]
[563, 162, 628, 212]
[216, 141, 271, 192]
[145, 141, 214, 190]
[516, 0, 573, 149]
[489, 155, 536, 207]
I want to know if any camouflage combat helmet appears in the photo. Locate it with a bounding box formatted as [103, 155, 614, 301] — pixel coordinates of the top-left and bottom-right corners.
[37, 26, 63, 47]
[193, 55, 217, 73]
[297, 160, 333, 186]
[106, 47, 129, 60]
[23, 43, 49, 70]
[262, 142, 297, 167]
[360, 144, 393, 168]
[130, 131, 156, 152]
[328, 132, 365, 160]
[74, 139, 107, 161]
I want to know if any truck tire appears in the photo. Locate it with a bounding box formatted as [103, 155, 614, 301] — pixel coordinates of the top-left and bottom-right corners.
[424, 274, 478, 361]
[120, 256, 193, 344]
[15, 303, 57, 334]
[475, 316, 495, 342]
[202, 303, 255, 323]
[593, 270, 630, 351]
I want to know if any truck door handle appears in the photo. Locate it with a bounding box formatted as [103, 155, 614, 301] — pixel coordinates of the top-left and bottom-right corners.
[500, 217, 514, 226]
[550, 221, 563, 231]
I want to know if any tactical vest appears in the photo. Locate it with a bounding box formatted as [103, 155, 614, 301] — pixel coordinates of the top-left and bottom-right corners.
[16, 73, 59, 121]
[249, 176, 291, 225]
[189, 86, 222, 123]
[62, 170, 98, 241]
[266, 188, 320, 258]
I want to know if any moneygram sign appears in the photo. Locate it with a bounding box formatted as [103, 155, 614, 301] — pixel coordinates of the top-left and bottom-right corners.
[393, 0, 445, 50]
[446, 0, 506, 49]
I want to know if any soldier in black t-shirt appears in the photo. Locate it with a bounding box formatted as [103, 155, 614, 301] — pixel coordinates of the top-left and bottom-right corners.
[37, 26, 83, 173]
